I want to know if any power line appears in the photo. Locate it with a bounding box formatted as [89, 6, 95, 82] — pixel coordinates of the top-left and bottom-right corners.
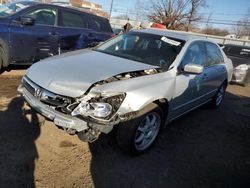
[194, 20, 250, 26]
[207, 18, 250, 24]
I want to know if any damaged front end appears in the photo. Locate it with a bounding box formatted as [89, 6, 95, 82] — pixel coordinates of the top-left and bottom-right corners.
[71, 92, 126, 142]
[17, 77, 124, 142]
[18, 68, 159, 142]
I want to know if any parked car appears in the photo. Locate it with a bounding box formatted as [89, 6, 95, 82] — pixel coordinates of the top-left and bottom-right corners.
[0, 1, 113, 72]
[18, 29, 233, 154]
[222, 44, 250, 85]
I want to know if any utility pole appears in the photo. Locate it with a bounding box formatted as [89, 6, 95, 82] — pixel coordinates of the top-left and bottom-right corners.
[109, 0, 114, 20]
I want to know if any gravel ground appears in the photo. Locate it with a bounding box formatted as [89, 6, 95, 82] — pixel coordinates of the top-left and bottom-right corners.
[0, 70, 250, 188]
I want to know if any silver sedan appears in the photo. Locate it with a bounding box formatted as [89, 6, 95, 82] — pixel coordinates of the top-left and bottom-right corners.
[18, 29, 233, 154]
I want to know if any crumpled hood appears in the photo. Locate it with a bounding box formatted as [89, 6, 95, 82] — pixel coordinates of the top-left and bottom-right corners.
[26, 49, 157, 98]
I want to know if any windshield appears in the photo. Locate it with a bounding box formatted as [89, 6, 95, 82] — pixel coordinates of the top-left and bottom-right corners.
[0, 2, 34, 17]
[95, 32, 185, 69]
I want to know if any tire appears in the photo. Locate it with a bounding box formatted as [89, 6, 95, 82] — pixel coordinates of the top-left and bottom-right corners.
[0, 46, 8, 73]
[116, 103, 163, 155]
[0, 47, 3, 73]
[211, 82, 227, 108]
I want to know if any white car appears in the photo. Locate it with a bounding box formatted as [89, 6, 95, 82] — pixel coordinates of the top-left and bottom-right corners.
[18, 29, 233, 154]
[222, 44, 250, 86]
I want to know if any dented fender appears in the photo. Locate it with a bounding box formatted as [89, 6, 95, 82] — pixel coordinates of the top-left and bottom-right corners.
[90, 68, 176, 115]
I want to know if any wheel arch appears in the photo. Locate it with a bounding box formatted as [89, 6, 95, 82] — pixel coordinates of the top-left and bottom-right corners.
[153, 98, 169, 126]
[0, 38, 10, 67]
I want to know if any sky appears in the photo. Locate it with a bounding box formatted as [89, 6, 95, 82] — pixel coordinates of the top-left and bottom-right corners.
[90, 0, 250, 31]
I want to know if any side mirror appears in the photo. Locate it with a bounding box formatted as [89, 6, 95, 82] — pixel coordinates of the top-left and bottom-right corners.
[183, 63, 204, 74]
[20, 17, 35, 26]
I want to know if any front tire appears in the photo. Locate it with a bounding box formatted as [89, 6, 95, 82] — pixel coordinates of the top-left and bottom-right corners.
[0, 47, 4, 73]
[0, 46, 9, 73]
[116, 103, 163, 154]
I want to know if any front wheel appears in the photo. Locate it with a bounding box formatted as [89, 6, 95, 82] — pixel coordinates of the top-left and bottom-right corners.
[0, 47, 4, 73]
[116, 103, 163, 154]
[0, 46, 9, 73]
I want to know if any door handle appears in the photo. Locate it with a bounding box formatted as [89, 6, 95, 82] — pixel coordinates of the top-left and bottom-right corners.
[87, 33, 96, 39]
[220, 67, 226, 72]
[202, 73, 209, 80]
[49, 31, 59, 36]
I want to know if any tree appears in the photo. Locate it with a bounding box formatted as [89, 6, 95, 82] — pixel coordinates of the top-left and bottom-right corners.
[148, 0, 206, 30]
[186, 0, 206, 31]
[234, 9, 250, 39]
[200, 27, 229, 36]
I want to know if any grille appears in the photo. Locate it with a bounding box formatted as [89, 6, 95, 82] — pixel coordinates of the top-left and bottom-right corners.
[23, 77, 35, 96]
[22, 76, 73, 114]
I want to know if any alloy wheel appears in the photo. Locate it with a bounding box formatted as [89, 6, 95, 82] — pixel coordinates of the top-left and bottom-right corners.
[134, 112, 161, 151]
[216, 85, 225, 106]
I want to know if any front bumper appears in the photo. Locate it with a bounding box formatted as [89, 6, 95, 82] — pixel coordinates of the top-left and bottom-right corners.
[18, 85, 90, 132]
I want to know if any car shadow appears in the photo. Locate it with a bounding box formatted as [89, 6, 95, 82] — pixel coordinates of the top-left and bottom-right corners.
[88, 91, 250, 188]
[0, 97, 40, 188]
[0, 65, 30, 75]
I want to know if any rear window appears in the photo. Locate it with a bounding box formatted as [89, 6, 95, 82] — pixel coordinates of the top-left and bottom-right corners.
[91, 16, 112, 33]
[223, 45, 250, 59]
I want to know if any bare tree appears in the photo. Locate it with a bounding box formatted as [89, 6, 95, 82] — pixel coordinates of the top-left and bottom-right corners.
[186, 0, 206, 31]
[200, 27, 229, 36]
[234, 9, 250, 39]
[148, 0, 206, 30]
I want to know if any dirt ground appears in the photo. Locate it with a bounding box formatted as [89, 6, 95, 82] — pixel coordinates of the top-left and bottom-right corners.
[0, 69, 250, 188]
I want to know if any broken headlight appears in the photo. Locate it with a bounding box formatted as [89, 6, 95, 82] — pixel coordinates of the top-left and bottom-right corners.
[71, 93, 126, 119]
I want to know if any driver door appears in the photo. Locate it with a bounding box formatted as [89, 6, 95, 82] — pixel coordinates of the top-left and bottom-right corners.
[170, 41, 208, 118]
[10, 7, 59, 63]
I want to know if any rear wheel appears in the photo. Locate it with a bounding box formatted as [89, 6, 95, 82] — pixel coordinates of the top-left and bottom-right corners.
[211, 82, 227, 108]
[116, 103, 163, 154]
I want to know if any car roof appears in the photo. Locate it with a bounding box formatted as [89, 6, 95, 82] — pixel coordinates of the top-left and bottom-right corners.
[16, 1, 108, 20]
[136, 28, 212, 42]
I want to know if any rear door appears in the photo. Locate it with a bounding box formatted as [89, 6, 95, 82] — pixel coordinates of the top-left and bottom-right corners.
[88, 15, 113, 43]
[57, 8, 94, 52]
[202, 42, 227, 98]
[10, 6, 59, 63]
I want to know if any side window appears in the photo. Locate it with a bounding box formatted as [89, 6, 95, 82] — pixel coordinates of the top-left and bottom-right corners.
[181, 42, 206, 67]
[205, 42, 224, 66]
[91, 16, 112, 33]
[60, 11, 88, 28]
[25, 8, 56, 26]
[223, 45, 250, 59]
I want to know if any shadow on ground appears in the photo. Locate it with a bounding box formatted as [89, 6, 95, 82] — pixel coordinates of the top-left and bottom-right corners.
[0, 65, 30, 75]
[0, 97, 40, 188]
[89, 91, 250, 188]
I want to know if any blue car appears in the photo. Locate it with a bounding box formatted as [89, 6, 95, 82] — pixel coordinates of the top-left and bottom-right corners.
[0, 1, 113, 71]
